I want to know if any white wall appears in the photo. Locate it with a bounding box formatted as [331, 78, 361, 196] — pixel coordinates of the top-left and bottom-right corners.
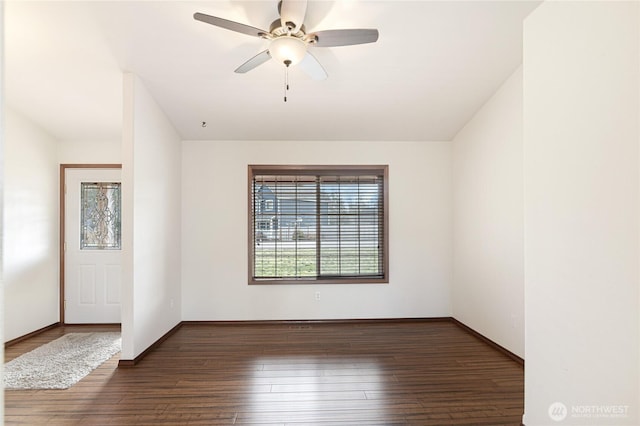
[3, 107, 59, 341]
[523, 2, 639, 425]
[121, 74, 181, 360]
[452, 67, 524, 358]
[182, 140, 452, 320]
[1, 3, 6, 416]
[58, 140, 121, 165]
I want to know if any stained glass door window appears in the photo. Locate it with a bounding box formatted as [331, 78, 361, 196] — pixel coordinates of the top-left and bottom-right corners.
[80, 182, 121, 250]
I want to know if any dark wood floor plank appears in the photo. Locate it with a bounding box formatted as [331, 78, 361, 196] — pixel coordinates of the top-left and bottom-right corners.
[5, 321, 523, 425]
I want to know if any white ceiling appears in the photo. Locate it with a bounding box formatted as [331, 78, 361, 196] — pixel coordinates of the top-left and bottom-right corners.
[4, 1, 540, 143]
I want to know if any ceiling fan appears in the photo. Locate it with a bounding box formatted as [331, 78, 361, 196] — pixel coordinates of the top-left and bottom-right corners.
[194, 0, 379, 82]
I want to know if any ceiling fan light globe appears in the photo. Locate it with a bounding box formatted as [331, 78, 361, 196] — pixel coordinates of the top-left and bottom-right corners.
[269, 36, 307, 66]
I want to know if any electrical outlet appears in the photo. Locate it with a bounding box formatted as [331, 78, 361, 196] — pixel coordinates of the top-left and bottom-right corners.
[314, 291, 321, 301]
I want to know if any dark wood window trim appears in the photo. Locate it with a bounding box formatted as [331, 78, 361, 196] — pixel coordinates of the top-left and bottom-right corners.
[248, 165, 389, 285]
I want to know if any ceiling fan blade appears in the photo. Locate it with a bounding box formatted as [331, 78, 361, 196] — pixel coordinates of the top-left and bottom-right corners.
[298, 51, 327, 81]
[280, 0, 307, 32]
[235, 50, 272, 74]
[310, 29, 379, 47]
[194, 12, 267, 38]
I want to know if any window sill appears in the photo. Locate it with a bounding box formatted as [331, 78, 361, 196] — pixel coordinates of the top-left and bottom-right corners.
[249, 277, 389, 285]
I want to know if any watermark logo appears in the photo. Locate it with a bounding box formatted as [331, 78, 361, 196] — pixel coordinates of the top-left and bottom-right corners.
[571, 404, 629, 419]
[549, 402, 568, 422]
[548, 402, 629, 422]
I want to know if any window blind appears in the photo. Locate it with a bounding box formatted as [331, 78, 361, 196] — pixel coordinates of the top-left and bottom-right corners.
[249, 165, 388, 284]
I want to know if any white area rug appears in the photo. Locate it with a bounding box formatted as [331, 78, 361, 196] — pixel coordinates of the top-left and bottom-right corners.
[4, 332, 121, 390]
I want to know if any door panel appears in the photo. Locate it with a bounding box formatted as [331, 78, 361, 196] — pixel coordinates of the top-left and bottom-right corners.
[79, 264, 97, 304]
[105, 264, 122, 305]
[65, 168, 121, 323]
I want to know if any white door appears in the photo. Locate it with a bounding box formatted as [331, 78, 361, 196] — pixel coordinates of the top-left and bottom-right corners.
[65, 168, 122, 323]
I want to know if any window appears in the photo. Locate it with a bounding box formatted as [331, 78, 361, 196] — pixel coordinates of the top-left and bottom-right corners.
[80, 182, 121, 250]
[249, 165, 388, 284]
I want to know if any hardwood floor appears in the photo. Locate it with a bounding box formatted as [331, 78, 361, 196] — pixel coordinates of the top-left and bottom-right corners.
[5, 321, 523, 425]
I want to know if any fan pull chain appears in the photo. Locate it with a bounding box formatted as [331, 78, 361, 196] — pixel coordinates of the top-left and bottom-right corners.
[284, 60, 292, 102]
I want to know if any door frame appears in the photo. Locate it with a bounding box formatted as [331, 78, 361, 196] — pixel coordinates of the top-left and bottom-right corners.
[59, 164, 122, 323]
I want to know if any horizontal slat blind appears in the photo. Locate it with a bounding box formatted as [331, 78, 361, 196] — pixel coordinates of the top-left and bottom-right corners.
[253, 175, 318, 279]
[250, 166, 387, 283]
[318, 175, 383, 278]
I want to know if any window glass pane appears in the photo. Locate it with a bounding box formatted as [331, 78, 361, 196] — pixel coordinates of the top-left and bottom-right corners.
[80, 182, 121, 250]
